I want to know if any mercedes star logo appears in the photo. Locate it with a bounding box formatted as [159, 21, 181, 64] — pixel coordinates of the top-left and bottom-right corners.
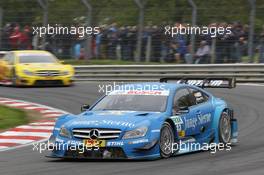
[89, 129, 100, 139]
[47, 71, 52, 77]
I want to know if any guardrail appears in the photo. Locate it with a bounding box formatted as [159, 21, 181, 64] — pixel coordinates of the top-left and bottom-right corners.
[74, 64, 264, 82]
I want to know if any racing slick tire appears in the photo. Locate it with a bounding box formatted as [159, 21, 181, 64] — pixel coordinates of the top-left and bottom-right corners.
[159, 122, 174, 158]
[218, 111, 232, 144]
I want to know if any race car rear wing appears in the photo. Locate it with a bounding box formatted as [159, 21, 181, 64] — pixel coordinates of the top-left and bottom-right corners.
[160, 77, 236, 88]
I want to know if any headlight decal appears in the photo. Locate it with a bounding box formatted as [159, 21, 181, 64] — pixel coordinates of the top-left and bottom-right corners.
[23, 70, 34, 76]
[122, 127, 148, 139]
[59, 127, 71, 138]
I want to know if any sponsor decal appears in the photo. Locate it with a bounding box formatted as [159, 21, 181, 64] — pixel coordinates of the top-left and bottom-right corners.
[107, 141, 124, 146]
[184, 113, 212, 129]
[177, 80, 224, 87]
[102, 120, 135, 128]
[67, 140, 82, 145]
[171, 116, 183, 124]
[97, 111, 135, 116]
[128, 139, 149, 144]
[185, 118, 198, 129]
[84, 139, 106, 148]
[171, 116, 184, 131]
[70, 120, 135, 128]
[178, 130, 185, 137]
[198, 113, 211, 124]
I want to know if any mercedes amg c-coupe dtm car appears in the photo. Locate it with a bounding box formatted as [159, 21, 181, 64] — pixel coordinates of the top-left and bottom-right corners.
[47, 78, 238, 160]
[0, 50, 74, 86]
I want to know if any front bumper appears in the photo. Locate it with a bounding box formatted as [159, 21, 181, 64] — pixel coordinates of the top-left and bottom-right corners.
[47, 134, 160, 160]
[15, 75, 73, 86]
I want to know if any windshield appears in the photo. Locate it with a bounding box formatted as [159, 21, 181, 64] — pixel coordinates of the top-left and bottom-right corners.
[18, 53, 58, 63]
[92, 90, 169, 112]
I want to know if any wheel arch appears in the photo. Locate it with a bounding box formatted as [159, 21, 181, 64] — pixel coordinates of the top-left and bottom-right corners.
[164, 118, 178, 140]
[212, 105, 233, 143]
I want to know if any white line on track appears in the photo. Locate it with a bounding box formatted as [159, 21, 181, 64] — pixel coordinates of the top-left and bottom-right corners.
[0, 100, 15, 103]
[23, 106, 46, 110]
[0, 131, 52, 137]
[0, 139, 35, 144]
[40, 110, 63, 114]
[6, 103, 31, 107]
[43, 114, 62, 117]
[16, 125, 54, 130]
[29, 122, 55, 126]
[0, 146, 8, 149]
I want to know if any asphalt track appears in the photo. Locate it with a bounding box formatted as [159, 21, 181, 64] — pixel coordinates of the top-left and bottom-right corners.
[0, 82, 264, 175]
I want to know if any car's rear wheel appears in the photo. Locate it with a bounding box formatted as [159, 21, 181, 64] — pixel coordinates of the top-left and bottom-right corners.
[219, 112, 232, 144]
[159, 122, 174, 158]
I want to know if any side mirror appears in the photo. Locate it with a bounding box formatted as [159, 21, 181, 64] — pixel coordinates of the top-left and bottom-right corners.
[81, 104, 90, 112]
[175, 106, 189, 115]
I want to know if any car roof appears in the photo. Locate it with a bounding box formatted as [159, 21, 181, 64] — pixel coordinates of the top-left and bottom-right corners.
[11, 50, 51, 55]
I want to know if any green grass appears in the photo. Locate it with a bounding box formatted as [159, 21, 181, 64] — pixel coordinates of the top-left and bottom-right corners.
[242, 54, 260, 63]
[0, 105, 29, 130]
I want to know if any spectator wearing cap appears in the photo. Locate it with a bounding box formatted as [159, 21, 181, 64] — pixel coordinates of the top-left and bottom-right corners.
[194, 40, 210, 64]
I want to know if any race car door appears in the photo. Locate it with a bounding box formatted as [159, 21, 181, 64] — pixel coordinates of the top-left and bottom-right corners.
[186, 87, 213, 136]
[171, 87, 195, 138]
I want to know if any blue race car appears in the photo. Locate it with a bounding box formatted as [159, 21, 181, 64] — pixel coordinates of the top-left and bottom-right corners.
[47, 78, 238, 160]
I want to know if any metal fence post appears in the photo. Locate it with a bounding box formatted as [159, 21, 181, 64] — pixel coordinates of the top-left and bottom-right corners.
[0, 7, 3, 49]
[134, 0, 146, 62]
[145, 35, 151, 62]
[37, 0, 48, 50]
[81, 0, 93, 60]
[248, 0, 256, 63]
[188, 0, 197, 57]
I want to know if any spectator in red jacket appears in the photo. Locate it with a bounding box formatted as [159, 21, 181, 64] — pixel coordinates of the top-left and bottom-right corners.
[20, 25, 32, 49]
[9, 25, 22, 50]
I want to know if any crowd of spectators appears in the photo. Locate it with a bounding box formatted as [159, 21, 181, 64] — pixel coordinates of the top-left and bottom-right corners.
[1, 23, 33, 50]
[1, 22, 264, 63]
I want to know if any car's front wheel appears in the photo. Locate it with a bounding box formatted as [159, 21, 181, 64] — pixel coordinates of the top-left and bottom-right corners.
[219, 112, 232, 144]
[159, 122, 174, 158]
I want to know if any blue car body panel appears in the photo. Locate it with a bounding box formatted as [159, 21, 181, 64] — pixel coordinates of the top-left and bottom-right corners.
[47, 82, 238, 159]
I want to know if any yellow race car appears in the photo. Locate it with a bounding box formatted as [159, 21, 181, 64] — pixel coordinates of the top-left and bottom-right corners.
[0, 50, 74, 86]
